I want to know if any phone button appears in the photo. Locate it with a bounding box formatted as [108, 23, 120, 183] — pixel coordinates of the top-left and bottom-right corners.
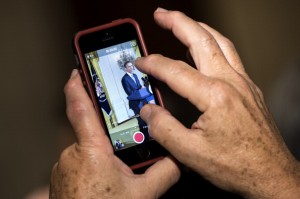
[74, 54, 80, 66]
[135, 145, 151, 160]
[137, 147, 151, 160]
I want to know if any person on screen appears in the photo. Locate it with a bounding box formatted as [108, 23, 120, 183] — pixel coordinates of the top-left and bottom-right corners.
[121, 60, 144, 116]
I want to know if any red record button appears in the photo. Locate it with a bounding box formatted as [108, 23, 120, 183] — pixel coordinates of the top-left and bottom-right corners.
[133, 132, 145, 144]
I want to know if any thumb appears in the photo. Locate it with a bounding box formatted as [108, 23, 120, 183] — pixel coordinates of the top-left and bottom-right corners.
[64, 69, 111, 148]
[142, 156, 181, 197]
[140, 104, 193, 161]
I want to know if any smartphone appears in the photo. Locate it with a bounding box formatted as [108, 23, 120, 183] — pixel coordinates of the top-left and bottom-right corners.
[72, 18, 168, 170]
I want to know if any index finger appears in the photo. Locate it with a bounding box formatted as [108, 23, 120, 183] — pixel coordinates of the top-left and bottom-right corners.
[153, 8, 232, 77]
[64, 69, 112, 149]
[136, 55, 212, 111]
[198, 22, 248, 78]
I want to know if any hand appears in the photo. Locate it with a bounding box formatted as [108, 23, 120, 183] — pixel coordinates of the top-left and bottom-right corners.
[49, 69, 180, 199]
[137, 8, 300, 199]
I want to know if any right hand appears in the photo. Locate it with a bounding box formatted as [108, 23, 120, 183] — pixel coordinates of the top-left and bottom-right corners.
[137, 8, 300, 199]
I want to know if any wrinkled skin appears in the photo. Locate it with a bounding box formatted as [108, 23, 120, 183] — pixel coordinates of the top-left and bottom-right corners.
[50, 8, 300, 199]
[49, 70, 180, 199]
[137, 8, 300, 199]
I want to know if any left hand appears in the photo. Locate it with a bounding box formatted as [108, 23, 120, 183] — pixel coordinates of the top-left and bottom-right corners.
[49, 69, 180, 199]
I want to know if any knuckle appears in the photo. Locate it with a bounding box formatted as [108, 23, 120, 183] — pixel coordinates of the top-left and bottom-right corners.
[219, 37, 235, 50]
[168, 59, 192, 77]
[169, 10, 186, 20]
[200, 33, 216, 47]
[149, 110, 170, 135]
[209, 80, 235, 107]
[67, 100, 87, 117]
[65, 94, 88, 120]
[64, 77, 77, 94]
[168, 60, 188, 75]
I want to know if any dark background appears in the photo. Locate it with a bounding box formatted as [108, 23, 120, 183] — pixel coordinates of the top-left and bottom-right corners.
[1, 0, 300, 198]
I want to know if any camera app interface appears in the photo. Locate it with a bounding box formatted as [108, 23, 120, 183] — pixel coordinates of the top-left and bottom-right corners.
[84, 40, 157, 151]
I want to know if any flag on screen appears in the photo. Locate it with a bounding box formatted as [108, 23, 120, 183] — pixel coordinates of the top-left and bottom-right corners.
[90, 61, 112, 116]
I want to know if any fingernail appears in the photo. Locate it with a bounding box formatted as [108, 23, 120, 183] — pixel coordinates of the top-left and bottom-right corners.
[135, 56, 144, 61]
[70, 69, 78, 78]
[156, 7, 168, 13]
[135, 57, 144, 66]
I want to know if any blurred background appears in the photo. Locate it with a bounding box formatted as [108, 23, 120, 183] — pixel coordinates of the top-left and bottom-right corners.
[1, 0, 300, 198]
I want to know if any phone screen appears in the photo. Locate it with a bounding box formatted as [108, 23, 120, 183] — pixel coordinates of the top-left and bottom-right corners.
[83, 39, 157, 151]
